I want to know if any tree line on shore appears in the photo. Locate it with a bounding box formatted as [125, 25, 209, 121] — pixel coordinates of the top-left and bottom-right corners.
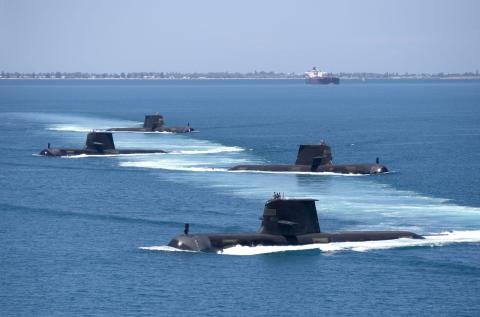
[1, 70, 479, 80]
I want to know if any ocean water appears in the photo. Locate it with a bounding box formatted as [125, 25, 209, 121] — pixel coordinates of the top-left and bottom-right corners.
[1, 79, 479, 316]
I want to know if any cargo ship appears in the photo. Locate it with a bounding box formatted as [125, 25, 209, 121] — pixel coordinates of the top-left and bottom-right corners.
[305, 67, 339, 84]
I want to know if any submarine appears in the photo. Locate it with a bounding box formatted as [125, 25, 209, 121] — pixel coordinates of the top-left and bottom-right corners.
[229, 142, 388, 175]
[108, 114, 194, 133]
[168, 195, 423, 253]
[39, 131, 167, 156]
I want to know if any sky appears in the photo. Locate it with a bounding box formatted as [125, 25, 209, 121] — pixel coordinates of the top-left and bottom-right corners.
[1, 0, 479, 73]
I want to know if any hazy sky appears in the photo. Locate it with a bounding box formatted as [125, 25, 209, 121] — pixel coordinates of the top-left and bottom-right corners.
[1, 0, 479, 73]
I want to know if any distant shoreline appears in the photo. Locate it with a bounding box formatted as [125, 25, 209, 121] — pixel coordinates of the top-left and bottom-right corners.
[1, 71, 480, 81]
[2, 77, 480, 81]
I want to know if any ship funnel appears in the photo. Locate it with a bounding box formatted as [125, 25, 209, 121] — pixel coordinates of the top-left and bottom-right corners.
[258, 198, 320, 236]
[143, 114, 165, 131]
[295, 144, 332, 166]
[85, 132, 115, 152]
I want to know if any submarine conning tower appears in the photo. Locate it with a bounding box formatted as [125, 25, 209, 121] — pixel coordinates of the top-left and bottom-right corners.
[143, 114, 165, 131]
[258, 198, 320, 236]
[85, 132, 115, 152]
[295, 144, 332, 166]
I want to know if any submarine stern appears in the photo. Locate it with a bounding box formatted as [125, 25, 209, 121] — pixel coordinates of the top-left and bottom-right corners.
[319, 230, 424, 243]
[316, 163, 389, 174]
[159, 126, 195, 133]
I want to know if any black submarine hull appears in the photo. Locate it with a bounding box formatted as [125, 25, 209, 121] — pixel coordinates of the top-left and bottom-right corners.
[229, 144, 388, 175]
[108, 114, 194, 133]
[39, 148, 167, 156]
[39, 131, 167, 156]
[229, 163, 388, 174]
[168, 231, 423, 253]
[107, 127, 194, 133]
[166, 198, 422, 253]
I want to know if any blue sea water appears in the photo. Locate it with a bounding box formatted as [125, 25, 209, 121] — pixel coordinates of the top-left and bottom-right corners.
[0, 79, 479, 316]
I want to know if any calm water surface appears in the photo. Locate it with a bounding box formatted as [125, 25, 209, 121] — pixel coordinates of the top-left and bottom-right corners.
[1, 80, 479, 316]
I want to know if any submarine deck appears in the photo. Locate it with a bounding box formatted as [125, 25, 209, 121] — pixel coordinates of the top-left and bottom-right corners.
[40, 148, 167, 156]
[169, 230, 422, 252]
[229, 163, 387, 174]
